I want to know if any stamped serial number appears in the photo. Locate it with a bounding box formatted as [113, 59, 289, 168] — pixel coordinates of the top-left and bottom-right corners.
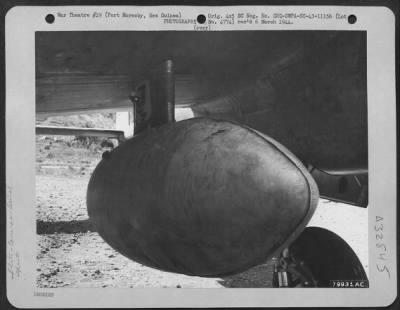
[33, 291, 54, 297]
[330, 280, 369, 288]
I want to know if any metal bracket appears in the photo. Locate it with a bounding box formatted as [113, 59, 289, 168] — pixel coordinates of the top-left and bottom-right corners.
[130, 59, 175, 135]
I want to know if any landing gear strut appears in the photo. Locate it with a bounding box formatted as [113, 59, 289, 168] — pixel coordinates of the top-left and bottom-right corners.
[273, 248, 317, 287]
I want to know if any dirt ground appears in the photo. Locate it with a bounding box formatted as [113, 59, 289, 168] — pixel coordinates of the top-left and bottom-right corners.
[36, 173, 277, 288]
[36, 174, 368, 289]
[35, 125, 368, 289]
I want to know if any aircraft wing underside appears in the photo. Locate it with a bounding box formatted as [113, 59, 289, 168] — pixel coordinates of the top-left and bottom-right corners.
[35, 31, 368, 207]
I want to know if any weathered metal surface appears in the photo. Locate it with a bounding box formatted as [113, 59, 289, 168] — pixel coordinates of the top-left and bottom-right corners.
[87, 118, 319, 277]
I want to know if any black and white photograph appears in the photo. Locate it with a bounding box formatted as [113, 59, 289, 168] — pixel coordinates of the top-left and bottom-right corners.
[4, 5, 397, 308]
[35, 30, 369, 288]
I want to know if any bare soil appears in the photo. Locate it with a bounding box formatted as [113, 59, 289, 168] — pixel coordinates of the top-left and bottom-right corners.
[36, 174, 276, 288]
[36, 173, 368, 289]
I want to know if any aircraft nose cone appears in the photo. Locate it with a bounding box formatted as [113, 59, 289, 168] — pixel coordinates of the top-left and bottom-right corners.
[87, 117, 318, 277]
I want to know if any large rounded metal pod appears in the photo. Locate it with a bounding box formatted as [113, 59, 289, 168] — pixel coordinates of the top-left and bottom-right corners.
[87, 117, 319, 277]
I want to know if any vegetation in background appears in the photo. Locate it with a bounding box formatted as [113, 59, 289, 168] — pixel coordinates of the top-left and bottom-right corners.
[36, 113, 117, 176]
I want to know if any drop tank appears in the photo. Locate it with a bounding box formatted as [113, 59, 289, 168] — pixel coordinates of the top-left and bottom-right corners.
[87, 118, 318, 277]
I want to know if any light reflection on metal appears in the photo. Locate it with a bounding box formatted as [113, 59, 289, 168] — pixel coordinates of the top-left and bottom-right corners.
[35, 125, 126, 143]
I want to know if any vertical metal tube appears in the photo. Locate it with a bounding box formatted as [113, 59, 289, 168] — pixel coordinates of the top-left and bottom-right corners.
[150, 59, 175, 127]
[131, 59, 175, 135]
[165, 59, 175, 123]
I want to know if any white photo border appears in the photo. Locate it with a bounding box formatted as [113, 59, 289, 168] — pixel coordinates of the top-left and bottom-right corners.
[5, 5, 397, 308]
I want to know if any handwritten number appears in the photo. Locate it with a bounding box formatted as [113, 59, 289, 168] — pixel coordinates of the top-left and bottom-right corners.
[376, 243, 387, 252]
[377, 264, 391, 278]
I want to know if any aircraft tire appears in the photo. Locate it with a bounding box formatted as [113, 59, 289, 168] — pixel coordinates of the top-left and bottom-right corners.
[275, 226, 368, 287]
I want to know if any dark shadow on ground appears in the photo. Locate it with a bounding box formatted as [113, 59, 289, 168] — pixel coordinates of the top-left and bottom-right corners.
[218, 262, 274, 288]
[37, 220, 95, 234]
